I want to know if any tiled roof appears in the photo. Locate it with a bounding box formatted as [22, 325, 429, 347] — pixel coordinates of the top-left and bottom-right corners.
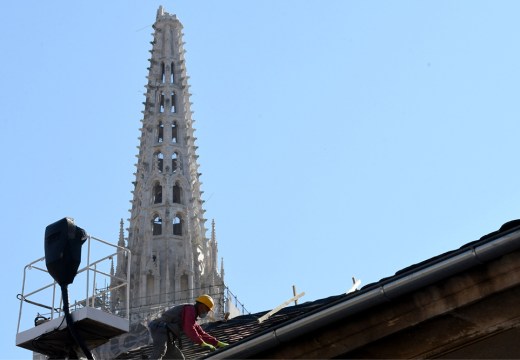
[115, 294, 346, 359]
[116, 219, 520, 359]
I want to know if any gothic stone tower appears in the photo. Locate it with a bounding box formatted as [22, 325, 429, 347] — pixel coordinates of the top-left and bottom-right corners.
[120, 6, 224, 324]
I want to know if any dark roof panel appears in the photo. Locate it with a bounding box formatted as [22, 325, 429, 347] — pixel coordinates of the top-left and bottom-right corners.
[116, 295, 346, 359]
[116, 220, 520, 359]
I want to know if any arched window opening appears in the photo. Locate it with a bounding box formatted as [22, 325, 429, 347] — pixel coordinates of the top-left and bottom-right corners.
[155, 152, 164, 173]
[157, 121, 164, 143]
[153, 182, 162, 204]
[159, 92, 165, 113]
[171, 121, 178, 143]
[170, 91, 176, 113]
[170, 62, 175, 83]
[146, 274, 155, 303]
[133, 227, 140, 247]
[181, 274, 190, 299]
[173, 182, 182, 204]
[160, 62, 165, 83]
[152, 215, 162, 236]
[173, 215, 183, 236]
[172, 153, 179, 173]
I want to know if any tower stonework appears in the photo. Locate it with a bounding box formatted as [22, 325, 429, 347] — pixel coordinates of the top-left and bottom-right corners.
[119, 6, 224, 325]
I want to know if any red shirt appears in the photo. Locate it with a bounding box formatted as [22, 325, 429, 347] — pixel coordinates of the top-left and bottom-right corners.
[181, 305, 218, 346]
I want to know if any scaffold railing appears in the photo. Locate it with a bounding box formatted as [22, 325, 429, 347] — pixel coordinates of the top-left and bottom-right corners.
[16, 234, 131, 335]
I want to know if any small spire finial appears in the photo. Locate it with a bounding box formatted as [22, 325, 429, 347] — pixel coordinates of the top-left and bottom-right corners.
[157, 6, 164, 19]
[211, 219, 216, 243]
[118, 219, 125, 247]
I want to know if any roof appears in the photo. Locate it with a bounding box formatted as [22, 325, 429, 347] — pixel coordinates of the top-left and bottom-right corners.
[116, 219, 520, 359]
[115, 294, 347, 359]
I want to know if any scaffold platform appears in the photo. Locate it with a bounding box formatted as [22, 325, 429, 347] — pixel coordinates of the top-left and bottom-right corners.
[16, 234, 131, 357]
[16, 306, 129, 354]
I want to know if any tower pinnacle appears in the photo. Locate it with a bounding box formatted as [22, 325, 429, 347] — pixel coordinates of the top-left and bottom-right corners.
[120, 7, 224, 324]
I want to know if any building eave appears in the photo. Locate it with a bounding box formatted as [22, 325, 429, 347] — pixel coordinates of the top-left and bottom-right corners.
[208, 221, 520, 359]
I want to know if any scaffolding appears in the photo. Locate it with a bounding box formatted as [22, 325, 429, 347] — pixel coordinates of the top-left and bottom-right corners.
[16, 235, 131, 357]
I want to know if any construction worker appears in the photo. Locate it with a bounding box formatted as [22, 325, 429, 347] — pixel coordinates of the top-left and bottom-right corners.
[148, 294, 228, 359]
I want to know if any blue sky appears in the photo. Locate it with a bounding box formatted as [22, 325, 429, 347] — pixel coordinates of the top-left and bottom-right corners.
[2, 1, 520, 358]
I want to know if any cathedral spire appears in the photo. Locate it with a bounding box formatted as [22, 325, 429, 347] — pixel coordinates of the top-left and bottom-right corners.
[122, 7, 224, 324]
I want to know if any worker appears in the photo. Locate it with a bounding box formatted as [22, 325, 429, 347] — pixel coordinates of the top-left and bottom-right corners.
[148, 294, 229, 359]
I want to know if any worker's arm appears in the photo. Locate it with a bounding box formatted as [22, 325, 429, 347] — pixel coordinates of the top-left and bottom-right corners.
[182, 306, 218, 346]
[193, 323, 218, 346]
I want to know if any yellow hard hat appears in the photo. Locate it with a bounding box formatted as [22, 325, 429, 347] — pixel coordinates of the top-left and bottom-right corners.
[196, 294, 214, 311]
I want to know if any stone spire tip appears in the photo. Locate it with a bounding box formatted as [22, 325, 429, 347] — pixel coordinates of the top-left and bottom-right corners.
[157, 6, 164, 19]
[118, 218, 125, 247]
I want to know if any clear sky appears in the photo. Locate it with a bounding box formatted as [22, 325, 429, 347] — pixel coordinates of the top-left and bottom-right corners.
[2, 1, 520, 358]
